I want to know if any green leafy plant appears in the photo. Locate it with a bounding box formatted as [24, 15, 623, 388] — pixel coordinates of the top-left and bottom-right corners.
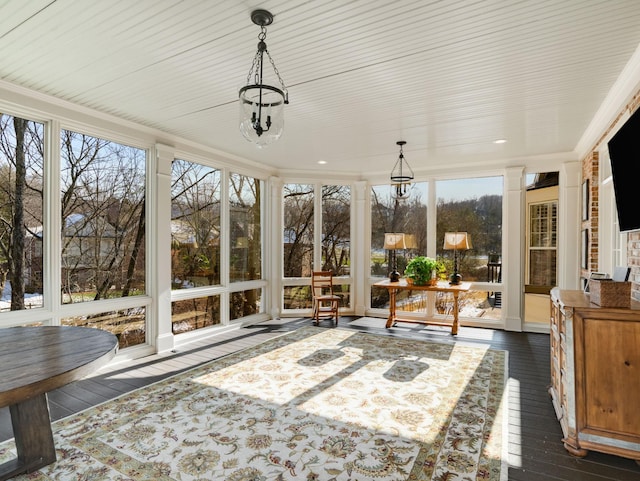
[404, 256, 442, 285]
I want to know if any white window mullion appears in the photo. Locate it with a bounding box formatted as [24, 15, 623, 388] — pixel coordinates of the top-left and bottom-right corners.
[220, 167, 230, 325]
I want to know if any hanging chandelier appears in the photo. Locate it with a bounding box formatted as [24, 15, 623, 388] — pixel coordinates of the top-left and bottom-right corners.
[239, 9, 289, 148]
[390, 140, 414, 199]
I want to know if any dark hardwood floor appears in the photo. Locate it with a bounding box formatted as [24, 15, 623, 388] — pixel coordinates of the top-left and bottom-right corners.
[2, 316, 639, 480]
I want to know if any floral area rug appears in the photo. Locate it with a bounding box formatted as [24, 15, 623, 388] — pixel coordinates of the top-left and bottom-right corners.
[0, 326, 508, 480]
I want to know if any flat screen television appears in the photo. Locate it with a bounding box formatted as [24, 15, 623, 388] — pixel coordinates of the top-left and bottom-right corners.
[607, 107, 640, 232]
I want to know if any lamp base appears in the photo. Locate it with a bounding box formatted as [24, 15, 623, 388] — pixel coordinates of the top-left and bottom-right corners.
[449, 273, 462, 285]
[389, 270, 401, 282]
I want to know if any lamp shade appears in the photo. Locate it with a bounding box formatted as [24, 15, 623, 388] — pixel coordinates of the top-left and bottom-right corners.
[404, 234, 417, 249]
[384, 233, 407, 250]
[443, 232, 472, 250]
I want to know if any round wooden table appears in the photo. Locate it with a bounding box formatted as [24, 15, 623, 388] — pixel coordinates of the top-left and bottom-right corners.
[0, 326, 118, 480]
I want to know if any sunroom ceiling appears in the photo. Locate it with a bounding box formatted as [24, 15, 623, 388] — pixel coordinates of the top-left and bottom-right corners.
[2, 0, 640, 177]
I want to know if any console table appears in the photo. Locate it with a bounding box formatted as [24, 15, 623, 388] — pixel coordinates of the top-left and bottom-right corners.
[0, 326, 118, 480]
[374, 278, 471, 335]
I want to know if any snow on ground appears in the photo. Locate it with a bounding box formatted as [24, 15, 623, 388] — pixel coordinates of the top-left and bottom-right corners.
[0, 288, 44, 311]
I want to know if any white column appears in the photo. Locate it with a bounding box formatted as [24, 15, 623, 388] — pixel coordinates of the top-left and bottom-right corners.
[269, 176, 283, 319]
[503, 166, 525, 331]
[153, 143, 175, 352]
[353, 181, 367, 316]
[558, 161, 581, 290]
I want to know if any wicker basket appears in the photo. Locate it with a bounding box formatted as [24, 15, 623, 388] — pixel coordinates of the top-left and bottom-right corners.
[589, 280, 631, 307]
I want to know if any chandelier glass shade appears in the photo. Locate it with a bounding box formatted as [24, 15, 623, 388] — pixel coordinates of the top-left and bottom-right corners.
[390, 140, 414, 199]
[239, 9, 289, 148]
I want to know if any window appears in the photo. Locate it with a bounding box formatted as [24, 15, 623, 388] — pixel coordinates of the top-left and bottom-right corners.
[322, 185, 351, 308]
[282, 183, 351, 311]
[321, 185, 350, 275]
[283, 183, 314, 278]
[60, 130, 146, 303]
[0, 114, 44, 311]
[436, 177, 503, 282]
[528, 201, 557, 287]
[229, 173, 262, 283]
[436, 176, 503, 319]
[171, 296, 220, 334]
[230, 288, 262, 320]
[62, 307, 146, 349]
[370, 183, 427, 309]
[171, 160, 221, 288]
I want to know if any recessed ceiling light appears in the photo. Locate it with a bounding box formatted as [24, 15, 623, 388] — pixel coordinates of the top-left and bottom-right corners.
[317, 160, 327, 165]
[493, 139, 507, 144]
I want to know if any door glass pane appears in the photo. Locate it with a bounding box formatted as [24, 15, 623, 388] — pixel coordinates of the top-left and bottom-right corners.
[530, 250, 557, 286]
[526, 172, 559, 291]
[530, 202, 557, 248]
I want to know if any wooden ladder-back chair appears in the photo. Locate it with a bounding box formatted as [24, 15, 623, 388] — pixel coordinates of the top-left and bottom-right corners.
[311, 271, 340, 325]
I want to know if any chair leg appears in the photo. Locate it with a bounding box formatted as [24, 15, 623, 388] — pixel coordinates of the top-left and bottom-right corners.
[312, 300, 319, 325]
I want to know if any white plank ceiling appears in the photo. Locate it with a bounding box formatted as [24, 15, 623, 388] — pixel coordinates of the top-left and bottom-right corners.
[1, 0, 640, 177]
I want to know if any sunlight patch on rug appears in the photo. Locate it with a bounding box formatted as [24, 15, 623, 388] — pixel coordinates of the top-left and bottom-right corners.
[0, 326, 508, 480]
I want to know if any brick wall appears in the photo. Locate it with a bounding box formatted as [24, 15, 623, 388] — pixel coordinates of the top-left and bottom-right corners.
[630, 232, 640, 301]
[581, 151, 599, 284]
[582, 90, 640, 301]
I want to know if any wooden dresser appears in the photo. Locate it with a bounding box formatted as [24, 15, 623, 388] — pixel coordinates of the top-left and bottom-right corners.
[549, 288, 640, 461]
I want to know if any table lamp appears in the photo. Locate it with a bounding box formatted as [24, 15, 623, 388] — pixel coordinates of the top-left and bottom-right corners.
[384, 233, 407, 282]
[443, 232, 472, 285]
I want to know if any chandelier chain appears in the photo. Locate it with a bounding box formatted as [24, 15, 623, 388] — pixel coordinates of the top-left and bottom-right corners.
[266, 50, 288, 94]
[243, 25, 287, 95]
[246, 50, 261, 86]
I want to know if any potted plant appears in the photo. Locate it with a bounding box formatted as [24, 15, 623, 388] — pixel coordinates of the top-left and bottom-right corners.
[404, 256, 441, 286]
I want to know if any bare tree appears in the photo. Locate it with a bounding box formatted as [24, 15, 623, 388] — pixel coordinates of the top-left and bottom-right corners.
[321, 185, 350, 274]
[60, 131, 146, 302]
[8, 118, 26, 310]
[283, 184, 314, 277]
[170, 160, 221, 286]
[0, 114, 44, 310]
[229, 173, 261, 318]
